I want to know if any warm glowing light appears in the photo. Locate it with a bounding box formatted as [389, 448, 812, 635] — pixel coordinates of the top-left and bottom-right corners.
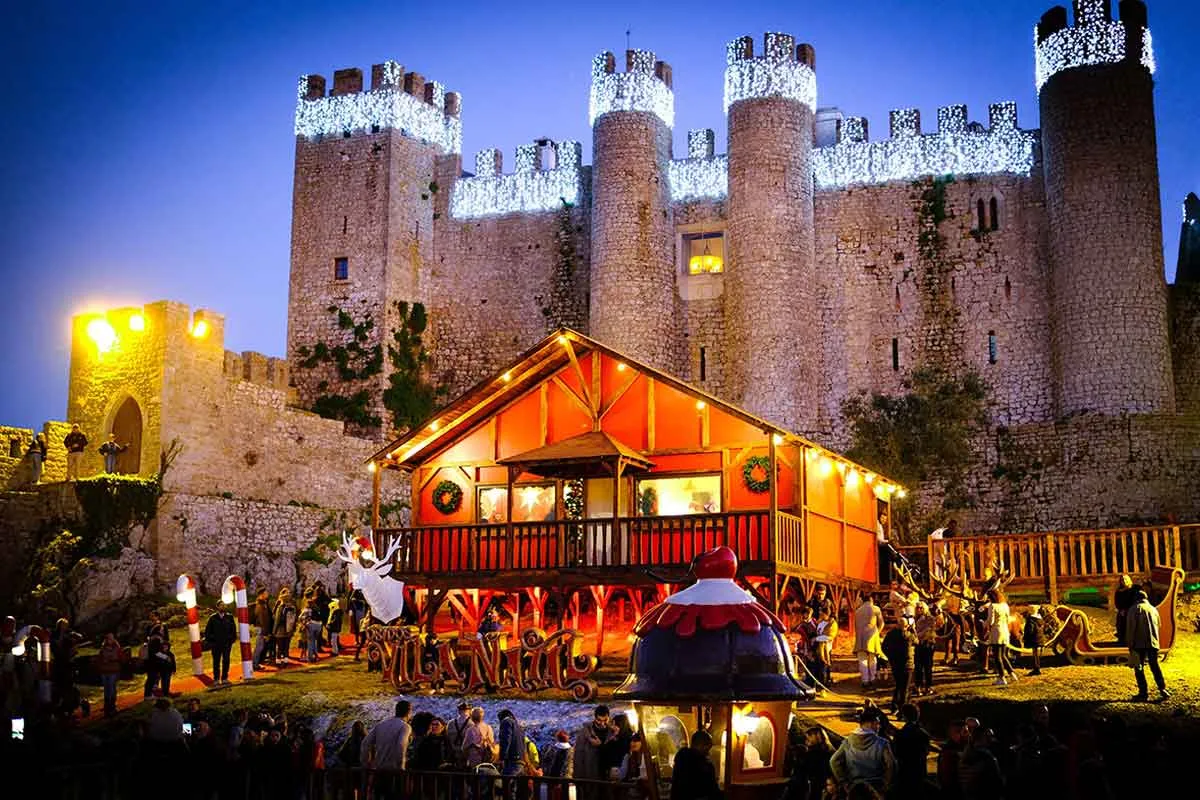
[430, 420, 440, 431]
[896, 488, 907, 499]
[86, 318, 117, 353]
[191, 319, 210, 339]
[836, 461, 847, 476]
[390, 449, 401, 459]
[818, 457, 833, 477]
[773, 434, 784, 445]
[557, 335, 569, 345]
[695, 400, 706, 410]
[732, 710, 760, 737]
[501, 371, 512, 383]
[847, 468, 860, 488]
[367, 462, 377, 473]
[128, 314, 145, 332]
[625, 708, 639, 732]
[616, 362, 626, 372]
[519, 486, 543, 514]
[865, 472, 876, 485]
[806, 449, 818, 462]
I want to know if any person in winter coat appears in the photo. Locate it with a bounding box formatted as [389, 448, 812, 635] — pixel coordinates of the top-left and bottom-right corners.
[541, 729, 574, 779]
[98, 433, 128, 473]
[617, 734, 652, 799]
[601, 712, 634, 776]
[203, 602, 238, 684]
[1114, 574, 1137, 646]
[348, 590, 369, 658]
[937, 720, 968, 800]
[912, 602, 938, 695]
[27, 433, 48, 485]
[573, 705, 615, 800]
[1126, 588, 1170, 701]
[95, 632, 124, 716]
[958, 727, 1004, 800]
[143, 635, 172, 698]
[272, 589, 298, 664]
[462, 706, 496, 768]
[63, 424, 87, 481]
[892, 704, 931, 797]
[413, 716, 453, 771]
[880, 617, 917, 714]
[497, 708, 526, 778]
[812, 608, 838, 690]
[782, 727, 833, 800]
[326, 599, 344, 656]
[853, 594, 884, 689]
[1022, 607, 1046, 676]
[984, 589, 1016, 686]
[337, 720, 368, 767]
[252, 589, 273, 669]
[829, 707, 895, 795]
[670, 729, 723, 800]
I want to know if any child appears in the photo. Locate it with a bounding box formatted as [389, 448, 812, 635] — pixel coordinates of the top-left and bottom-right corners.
[1023, 606, 1046, 676]
[813, 608, 839, 690]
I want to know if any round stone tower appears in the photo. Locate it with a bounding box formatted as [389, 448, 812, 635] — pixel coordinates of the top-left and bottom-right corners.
[588, 49, 681, 372]
[1037, 0, 1174, 415]
[723, 34, 819, 432]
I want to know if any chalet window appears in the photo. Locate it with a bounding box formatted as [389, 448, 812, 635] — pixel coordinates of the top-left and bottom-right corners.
[334, 257, 349, 280]
[635, 474, 721, 516]
[741, 713, 775, 770]
[477, 484, 556, 523]
[683, 232, 725, 275]
[988, 331, 998, 365]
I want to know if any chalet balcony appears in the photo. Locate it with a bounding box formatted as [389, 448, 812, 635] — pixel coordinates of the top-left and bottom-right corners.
[374, 510, 805, 588]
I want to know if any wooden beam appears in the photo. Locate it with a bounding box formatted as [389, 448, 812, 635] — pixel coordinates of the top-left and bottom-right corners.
[370, 461, 382, 529]
[551, 376, 593, 416]
[768, 433, 778, 561]
[591, 351, 602, 430]
[563, 339, 596, 418]
[700, 404, 710, 448]
[539, 383, 549, 445]
[647, 380, 656, 451]
[599, 372, 640, 418]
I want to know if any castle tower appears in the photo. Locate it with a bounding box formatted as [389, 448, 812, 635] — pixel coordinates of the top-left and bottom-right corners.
[588, 50, 682, 372]
[723, 34, 819, 431]
[288, 63, 462, 438]
[1178, 193, 1200, 284]
[1037, 0, 1174, 414]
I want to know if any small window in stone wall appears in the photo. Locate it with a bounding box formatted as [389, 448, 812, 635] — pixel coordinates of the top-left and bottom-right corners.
[699, 347, 707, 382]
[989, 197, 1000, 231]
[988, 331, 998, 365]
[342, 216, 348, 235]
[892, 338, 899, 371]
[8, 437, 20, 458]
[976, 200, 987, 232]
[334, 257, 349, 281]
[683, 232, 724, 274]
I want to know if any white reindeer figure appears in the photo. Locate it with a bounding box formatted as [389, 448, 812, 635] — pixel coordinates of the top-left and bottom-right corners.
[337, 531, 406, 624]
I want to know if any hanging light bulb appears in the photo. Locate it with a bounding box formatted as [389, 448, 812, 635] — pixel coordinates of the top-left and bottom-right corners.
[688, 235, 723, 274]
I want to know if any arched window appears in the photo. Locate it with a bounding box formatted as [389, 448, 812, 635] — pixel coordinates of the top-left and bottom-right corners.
[976, 200, 987, 231]
[989, 197, 1000, 230]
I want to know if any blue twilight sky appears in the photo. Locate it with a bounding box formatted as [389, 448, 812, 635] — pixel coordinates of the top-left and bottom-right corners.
[1, 0, 1197, 431]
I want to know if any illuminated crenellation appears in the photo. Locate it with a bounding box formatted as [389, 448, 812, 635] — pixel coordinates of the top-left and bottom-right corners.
[812, 102, 1037, 189]
[589, 49, 675, 129]
[723, 32, 817, 114]
[1034, 0, 1155, 92]
[294, 61, 462, 154]
[449, 140, 583, 219]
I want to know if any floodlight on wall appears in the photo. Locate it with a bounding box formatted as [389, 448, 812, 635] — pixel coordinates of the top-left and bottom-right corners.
[86, 318, 117, 354]
[128, 314, 145, 332]
[191, 319, 210, 339]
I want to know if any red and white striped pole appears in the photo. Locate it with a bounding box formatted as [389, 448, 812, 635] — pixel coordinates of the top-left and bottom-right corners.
[16, 625, 52, 704]
[221, 575, 254, 681]
[175, 574, 206, 679]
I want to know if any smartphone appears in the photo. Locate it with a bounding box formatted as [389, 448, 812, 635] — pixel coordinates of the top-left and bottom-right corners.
[12, 718, 23, 741]
[182, 723, 193, 736]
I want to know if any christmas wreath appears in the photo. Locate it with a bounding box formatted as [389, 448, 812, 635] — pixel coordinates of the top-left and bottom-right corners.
[432, 479, 463, 515]
[742, 455, 772, 493]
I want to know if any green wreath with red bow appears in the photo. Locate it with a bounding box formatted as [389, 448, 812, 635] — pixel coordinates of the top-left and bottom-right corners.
[432, 480, 463, 515]
[742, 455, 772, 493]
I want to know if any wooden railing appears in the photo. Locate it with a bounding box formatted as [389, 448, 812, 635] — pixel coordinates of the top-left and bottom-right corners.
[930, 524, 1200, 599]
[376, 510, 771, 577]
[775, 510, 805, 571]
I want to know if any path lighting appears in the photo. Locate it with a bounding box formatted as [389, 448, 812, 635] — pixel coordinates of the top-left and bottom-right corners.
[86, 318, 117, 354]
[128, 313, 145, 332]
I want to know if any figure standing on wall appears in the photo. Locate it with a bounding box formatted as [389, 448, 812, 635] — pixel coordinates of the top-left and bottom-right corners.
[98, 433, 128, 474]
[28, 433, 47, 485]
[63, 424, 87, 481]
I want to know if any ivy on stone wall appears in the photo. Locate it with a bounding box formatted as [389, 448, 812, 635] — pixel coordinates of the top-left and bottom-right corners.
[841, 365, 990, 541]
[540, 200, 585, 331]
[382, 301, 445, 434]
[295, 306, 385, 429]
[73, 475, 163, 557]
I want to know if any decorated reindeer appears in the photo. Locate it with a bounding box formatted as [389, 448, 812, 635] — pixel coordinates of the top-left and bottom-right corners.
[336, 532, 407, 625]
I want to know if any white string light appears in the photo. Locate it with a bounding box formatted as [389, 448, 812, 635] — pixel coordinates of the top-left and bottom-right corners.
[1034, 0, 1155, 93]
[294, 71, 462, 154]
[668, 156, 728, 202]
[450, 141, 583, 219]
[589, 51, 674, 128]
[812, 102, 1036, 189]
[723, 34, 817, 114]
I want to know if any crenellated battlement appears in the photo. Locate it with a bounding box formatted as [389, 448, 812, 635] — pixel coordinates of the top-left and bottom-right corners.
[449, 139, 584, 219]
[723, 32, 817, 114]
[667, 128, 727, 203]
[294, 60, 462, 153]
[223, 351, 290, 392]
[1034, 0, 1154, 92]
[812, 101, 1038, 189]
[588, 49, 675, 128]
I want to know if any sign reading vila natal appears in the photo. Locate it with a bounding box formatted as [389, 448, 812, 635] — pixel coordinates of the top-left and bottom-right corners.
[364, 626, 599, 702]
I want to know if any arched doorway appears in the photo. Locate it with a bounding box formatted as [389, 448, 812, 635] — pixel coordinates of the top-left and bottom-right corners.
[110, 397, 143, 475]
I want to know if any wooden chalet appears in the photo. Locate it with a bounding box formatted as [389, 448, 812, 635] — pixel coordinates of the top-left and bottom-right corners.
[367, 329, 902, 645]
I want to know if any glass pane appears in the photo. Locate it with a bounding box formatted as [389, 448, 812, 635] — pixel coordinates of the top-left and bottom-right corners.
[635, 474, 721, 516]
[639, 706, 694, 782]
[476, 484, 556, 523]
[741, 714, 775, 770]
[686, 233, 725, 274]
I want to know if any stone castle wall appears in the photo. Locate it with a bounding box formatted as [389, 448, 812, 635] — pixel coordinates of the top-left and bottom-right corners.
[1169, 283, 1200, 416]
[812, 173, 1055, 445]
[1, 421, 71, 489]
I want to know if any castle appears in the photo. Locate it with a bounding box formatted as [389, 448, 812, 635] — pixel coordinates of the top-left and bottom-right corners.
[3, 0, 1200, 618]
[287, 0, 1200, 527]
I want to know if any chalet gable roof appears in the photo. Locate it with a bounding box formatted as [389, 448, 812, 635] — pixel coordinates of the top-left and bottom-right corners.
[497, 430, 654, 478]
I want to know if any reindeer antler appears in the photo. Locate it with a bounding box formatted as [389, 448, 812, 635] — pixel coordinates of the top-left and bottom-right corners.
[335, 532, 357, 564]
[367, 535, 403, 577]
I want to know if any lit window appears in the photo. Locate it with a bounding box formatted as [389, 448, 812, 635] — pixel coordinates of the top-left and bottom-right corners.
[635, 474, 721, 516]
[476, 484, 557, 523]
[334, 257, 349, 280]
[684, 232, 724, 274]
[740, 713, 775, 770]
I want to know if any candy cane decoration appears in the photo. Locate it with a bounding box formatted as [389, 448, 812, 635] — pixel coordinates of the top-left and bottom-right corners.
[175, 574, 205, 678]
[221, 575, 254, 681]
[15, 625, 52, 704]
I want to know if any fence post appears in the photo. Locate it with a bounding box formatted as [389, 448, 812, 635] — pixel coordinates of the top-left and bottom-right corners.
[1045, 533, 1058, 603]
[1172, 525, 1182, 569]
